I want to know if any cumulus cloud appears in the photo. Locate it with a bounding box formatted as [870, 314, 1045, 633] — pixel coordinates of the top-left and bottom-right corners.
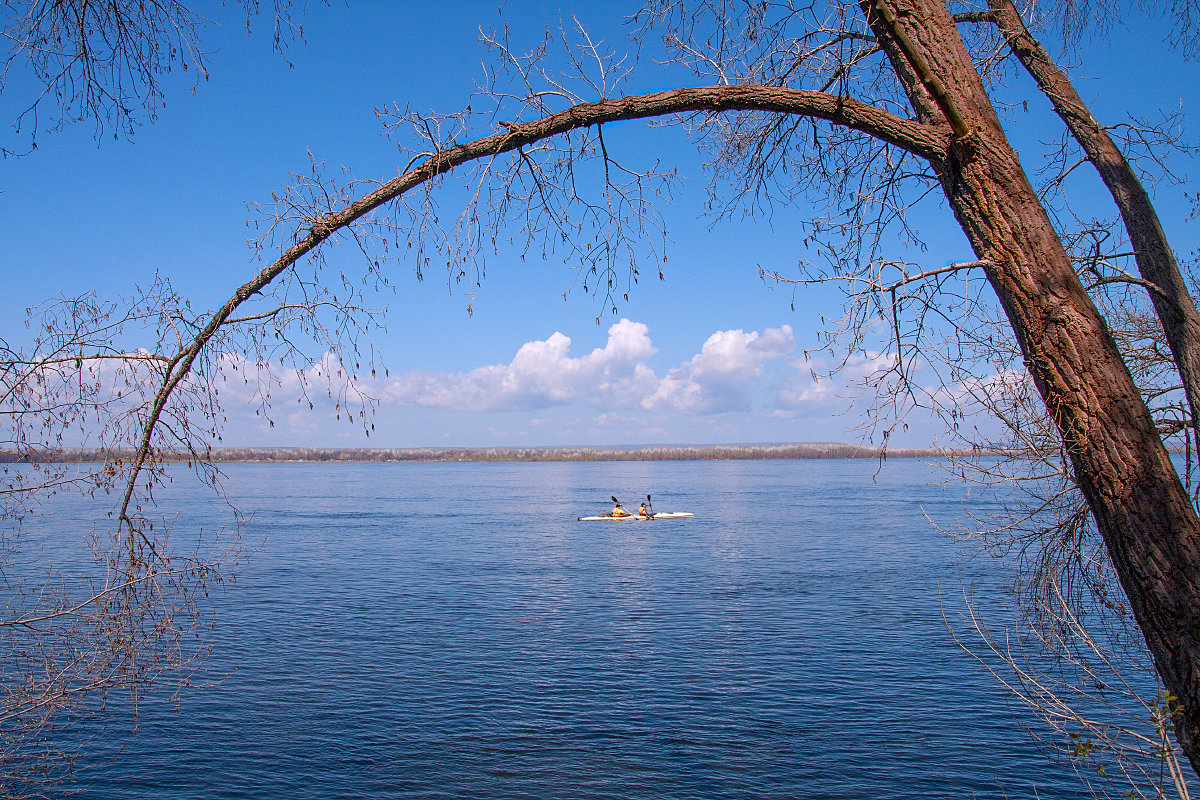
[211, 320, 805, 427]
[931, 367, 1031, 409]
[774, 349, 898, 411]
[384, 319, 659, 411]
[644, 325, 795, 413]
[286, 410, 320, 436]
[210, 351, 380, 424]
[187, 321, 965, 446]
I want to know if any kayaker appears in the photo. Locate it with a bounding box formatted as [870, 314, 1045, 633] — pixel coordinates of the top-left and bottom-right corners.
[637, 502, 649, 517]
[611, 502, 630, 517]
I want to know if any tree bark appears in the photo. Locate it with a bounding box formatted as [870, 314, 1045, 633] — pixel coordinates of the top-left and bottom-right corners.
[988, 0, 1200, 452]
[862, 0, 1200, 776]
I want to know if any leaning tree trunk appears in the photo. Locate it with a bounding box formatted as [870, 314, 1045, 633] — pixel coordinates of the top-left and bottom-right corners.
[863, 0, 1200, 777]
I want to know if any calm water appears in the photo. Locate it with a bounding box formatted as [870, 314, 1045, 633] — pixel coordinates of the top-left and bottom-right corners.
[30, 459, 1083, 798]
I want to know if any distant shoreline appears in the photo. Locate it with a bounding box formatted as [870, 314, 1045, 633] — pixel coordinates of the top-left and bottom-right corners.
[2, 443, 987, 464]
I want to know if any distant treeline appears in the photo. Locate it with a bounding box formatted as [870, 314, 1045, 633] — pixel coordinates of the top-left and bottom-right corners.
[2, 443, 973, 464]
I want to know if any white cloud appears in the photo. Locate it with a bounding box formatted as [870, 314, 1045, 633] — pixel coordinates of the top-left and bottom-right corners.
[382, 321, 799, 416]
[210, 351, 373, 406]
[843, 350, 900, 382]
[384, 319, 659, 411]
[644, 325, 795, 413]
[208, 321, 812, 439]
[931, 367, 1031, 409]
[286, 410, 319, 436]
[774, 349, 898, 411]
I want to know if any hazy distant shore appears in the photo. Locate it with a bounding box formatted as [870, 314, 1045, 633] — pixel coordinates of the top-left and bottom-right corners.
[1, 443, 982, 464]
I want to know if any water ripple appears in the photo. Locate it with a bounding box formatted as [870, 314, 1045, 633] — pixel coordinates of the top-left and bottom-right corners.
[47, 460, 1084, 799]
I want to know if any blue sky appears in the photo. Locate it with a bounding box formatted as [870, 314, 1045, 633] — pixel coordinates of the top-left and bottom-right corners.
[2, 1, 1197, 449]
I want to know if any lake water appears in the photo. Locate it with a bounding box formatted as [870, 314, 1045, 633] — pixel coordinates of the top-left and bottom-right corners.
[25, 459, 1087, 798]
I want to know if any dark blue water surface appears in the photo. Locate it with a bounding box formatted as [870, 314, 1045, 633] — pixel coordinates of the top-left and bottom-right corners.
[41, 459, 1084, 798]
